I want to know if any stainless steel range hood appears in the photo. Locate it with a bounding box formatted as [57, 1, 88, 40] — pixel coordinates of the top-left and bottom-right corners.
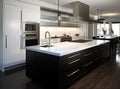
[40, 1, 90, 27]
[67, 1, 89, 22]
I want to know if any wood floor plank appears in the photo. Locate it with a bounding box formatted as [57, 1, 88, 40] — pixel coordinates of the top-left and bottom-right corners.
[93, 61, 120, 89]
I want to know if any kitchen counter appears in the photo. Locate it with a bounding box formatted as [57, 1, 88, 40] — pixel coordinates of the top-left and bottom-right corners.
[27, 40, 109, 56]
[94, 35, 119, 40]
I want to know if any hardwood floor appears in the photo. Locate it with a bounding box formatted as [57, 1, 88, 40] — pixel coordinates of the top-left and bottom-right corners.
[69, 53, 120, 89]
[0, 53, 120, 89]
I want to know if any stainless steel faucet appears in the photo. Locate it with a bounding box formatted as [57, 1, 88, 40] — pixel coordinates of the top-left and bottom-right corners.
[45, 31, 51, 46]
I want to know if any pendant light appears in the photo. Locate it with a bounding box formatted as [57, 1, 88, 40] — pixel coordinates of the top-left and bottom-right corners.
[57, 0, 62, 26]
[97, 9, 105, 21]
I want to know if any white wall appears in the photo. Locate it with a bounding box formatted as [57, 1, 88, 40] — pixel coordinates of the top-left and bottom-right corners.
[0, 0, 4, 71]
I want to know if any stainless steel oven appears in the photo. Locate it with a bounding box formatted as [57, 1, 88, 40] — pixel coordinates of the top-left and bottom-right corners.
[23, 22, 39, 32]
[22, 22, 40, 47]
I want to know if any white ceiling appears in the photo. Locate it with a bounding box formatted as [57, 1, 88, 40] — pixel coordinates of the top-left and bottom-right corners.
[39, 0, 120, 22]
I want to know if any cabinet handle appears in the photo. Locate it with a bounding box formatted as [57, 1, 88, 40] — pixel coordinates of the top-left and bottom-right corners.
[20, 10, 23, 49]
[20, 35, 24, 49]
[68, 59, 80, 65]
[66, 69, 80, 77]
[84, 52, 93, 57]
[5, 35, 7, 48]
[68, 53, 80, 59]
[20, 10, 22, 31]
[26, 21, 38, 23]
[84, 61, 93, 67]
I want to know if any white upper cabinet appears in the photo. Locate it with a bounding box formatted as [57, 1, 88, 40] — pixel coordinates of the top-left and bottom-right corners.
[22, 6, 40, 23]
[4, 0, 40, 23]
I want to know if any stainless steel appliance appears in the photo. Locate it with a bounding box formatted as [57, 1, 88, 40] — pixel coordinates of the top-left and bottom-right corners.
[23, 22, 39, 32]
[22, 22, 40, 47]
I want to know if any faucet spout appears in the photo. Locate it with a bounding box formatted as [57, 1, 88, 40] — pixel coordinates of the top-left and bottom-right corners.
[45, 31, 51, 47]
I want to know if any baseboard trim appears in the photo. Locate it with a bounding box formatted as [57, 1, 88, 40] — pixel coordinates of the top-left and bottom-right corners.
[4, 63, 25, 74]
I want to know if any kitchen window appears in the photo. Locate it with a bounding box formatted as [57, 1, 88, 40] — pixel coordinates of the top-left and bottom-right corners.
[97, 23, 120, 36]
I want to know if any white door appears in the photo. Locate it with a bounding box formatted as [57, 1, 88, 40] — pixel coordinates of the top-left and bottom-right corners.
[4, 4, 25, 67]
[22, 7, 40, 23]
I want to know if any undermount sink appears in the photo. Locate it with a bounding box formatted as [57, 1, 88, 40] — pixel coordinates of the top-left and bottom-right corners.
[71, 39, 93, 43]
[40, 45, 54, 47]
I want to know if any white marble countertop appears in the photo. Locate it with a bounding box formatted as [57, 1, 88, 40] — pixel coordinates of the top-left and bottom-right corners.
[26, 40, 110, 56]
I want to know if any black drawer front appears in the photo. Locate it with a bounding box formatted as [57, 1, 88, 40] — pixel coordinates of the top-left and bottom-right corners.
[60, 52, 81, 71]
[64, 53, 81, 65]
[80, 50, 94, 65]
[79, 47, 95, 57]
[94, 43, 110, 61]
[61, 52, 80, 62]
[63, 58, 81, 72]
[60, 67, 84, 89]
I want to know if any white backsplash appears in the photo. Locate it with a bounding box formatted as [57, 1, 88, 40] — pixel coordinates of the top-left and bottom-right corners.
[39, 26, 84, 45]
[40, 26, 83, 40]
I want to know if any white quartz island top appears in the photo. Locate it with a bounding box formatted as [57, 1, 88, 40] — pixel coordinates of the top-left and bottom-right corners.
[26, 40, 109, 56]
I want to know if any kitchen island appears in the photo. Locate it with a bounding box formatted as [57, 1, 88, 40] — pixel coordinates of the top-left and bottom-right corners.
[26, 40, 110, 89]
[93, 36, 119, 59]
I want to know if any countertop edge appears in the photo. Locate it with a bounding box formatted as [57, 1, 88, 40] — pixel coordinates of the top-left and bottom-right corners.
[26, 40, 110, 56]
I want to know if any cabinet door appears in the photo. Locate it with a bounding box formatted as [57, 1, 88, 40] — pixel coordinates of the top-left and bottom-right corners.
[4, 4, 25, 67]
[22, 6, 40, 23]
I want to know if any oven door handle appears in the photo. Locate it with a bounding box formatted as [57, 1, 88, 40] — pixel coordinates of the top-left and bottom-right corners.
[20, 35, 25, 49]
[5, 35, 7, 48]
[26, 21, 38, 23]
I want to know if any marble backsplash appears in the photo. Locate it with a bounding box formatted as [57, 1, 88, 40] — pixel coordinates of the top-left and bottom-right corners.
[40, 26, 83, 40]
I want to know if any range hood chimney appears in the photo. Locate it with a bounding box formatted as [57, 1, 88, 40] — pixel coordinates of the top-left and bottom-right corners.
[68, 1, 89, 21]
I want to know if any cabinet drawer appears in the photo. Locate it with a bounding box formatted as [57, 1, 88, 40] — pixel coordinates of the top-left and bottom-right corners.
[79, 49, 95, 70]
[80, 51, 94, 64]
[61, 52, 80, 63]
[95, 43, 110, 50]
[82, 51, 94, 58]
[80, 47, 95, 57]
[82, 60, 94, 72]
[65, 68, 80, 78]
[60, 52, 81, 71]
[94, 43, 110, 61]
[61, 67, 83, 87]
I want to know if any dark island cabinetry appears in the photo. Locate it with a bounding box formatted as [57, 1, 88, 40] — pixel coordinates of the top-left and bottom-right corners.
[26, 43, 110, 89]
[93, 36, 118, 59]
